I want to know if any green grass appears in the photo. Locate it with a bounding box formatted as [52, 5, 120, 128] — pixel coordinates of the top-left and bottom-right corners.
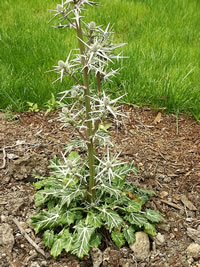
[0, 0, 200, 119]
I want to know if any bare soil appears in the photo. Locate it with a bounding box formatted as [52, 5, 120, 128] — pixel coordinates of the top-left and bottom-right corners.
[0, 105, 200, 267]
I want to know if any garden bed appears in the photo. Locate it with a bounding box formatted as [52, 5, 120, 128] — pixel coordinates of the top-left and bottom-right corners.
[0, 105, 199, 266]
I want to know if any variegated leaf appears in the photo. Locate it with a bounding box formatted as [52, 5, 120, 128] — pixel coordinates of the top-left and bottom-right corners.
[123, 225, 136, 244]
[31, 209, 60, 233]
[145, 209, 166, 223]
[100, 207, 123, 231]
[43, 230, 54, 248]
[87, 212, 103, 228]
[111, 231, 126, 248]
[72, 220, 95, 258]
[126, 213, 148, 227]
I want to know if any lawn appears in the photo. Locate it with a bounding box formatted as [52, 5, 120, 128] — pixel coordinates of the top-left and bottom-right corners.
[0, 0, 200, 119]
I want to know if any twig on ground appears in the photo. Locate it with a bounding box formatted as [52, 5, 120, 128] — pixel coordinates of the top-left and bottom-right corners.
[160, 199, 183, 210]
[12, 218, 47, 258]
[0, 148, 6, 169]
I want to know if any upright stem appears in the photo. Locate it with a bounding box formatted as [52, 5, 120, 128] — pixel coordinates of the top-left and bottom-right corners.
[97, 72, 101, 94]
[76, 22, 95, 202]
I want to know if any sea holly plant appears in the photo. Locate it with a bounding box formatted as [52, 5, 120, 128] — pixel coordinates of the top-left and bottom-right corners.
[31, 0, 166, 259]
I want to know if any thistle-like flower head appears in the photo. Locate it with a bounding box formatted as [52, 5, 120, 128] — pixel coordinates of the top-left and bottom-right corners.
[95, 148, 127, 185]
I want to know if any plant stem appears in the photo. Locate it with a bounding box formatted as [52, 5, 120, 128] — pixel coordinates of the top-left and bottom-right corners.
[97, 72, 101, 93]
[76, 22, 95, 202]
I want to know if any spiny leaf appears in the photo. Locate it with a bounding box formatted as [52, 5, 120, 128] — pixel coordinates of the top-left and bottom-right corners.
[31, 209, 60, 233]
[65, 235, 74, 252]
[50, 228, 73, 258]
[35, 189, 52, 207]
[34, 177, 63, 190]
[59, 187, 86, 207]
[125, 200, 142, 213]
[145, 209, 166, 223]
[59, 210, 79, 226]
[43, 230, 54, 248]
[50, 237, 64, 258]
[97, 182, 121, 199]
[126, 213, 148, 227]
[87, 212, 103, 228]
[89, 231, 102, 248]
[111, 231, 126, 248]
[144, 222, 157, 236]
[123, 225, 136, 244]
[72, 220, 96, 258]
[100, 207, 123, 231]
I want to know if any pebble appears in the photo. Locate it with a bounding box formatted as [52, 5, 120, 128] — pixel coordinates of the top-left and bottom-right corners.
[155, 233, 165, 246]
[0, 223, 15, 253]
[0, 215, 8, 223]
[163, 177, 171, 183]
[91, 248, 103, 267]
[129, 232, 150, 261]
[160, 191, 168, 198]
[186, 243, 200, 259]
[157, 223, 170, 232]
[30, 262, 40, 267]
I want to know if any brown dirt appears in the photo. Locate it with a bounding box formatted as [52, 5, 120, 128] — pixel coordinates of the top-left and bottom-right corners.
[0, 105, 200, 267]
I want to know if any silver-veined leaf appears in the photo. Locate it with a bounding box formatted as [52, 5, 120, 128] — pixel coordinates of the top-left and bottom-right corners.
[145, 209, 166, 223]
[65, 236, 74, 252]
[123, 226, 136, 244]
[125, 200, 142, 213]
[96, 183, 121, 199]
[59, 210, 78, 226]
[59, 187, 86, 207]
[100, 207, 123, 231]
[87, 212, 103, 228]
[50, 228, 73, 258]
[43, 230, 54, 248]
[144, 222, 157, 236]
[50, 237, 64, 258]
[111, 231, 126, 248]
[31, 209, 60, 233]
[35, 189, 51, 207]
[126, 213, 148, 227]
[72, 220, 95, 258]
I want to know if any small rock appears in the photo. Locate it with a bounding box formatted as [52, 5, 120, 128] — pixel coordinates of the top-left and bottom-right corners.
[30, 262, 40, 267]
[163, 177, 171, 183]
[120, 247, 130, 258]
[119, 258, 133, 267]
[0, 223, 15, 253]
[160, 191, 168, 198]
[186, 243, 200, 259]
[187, 228, 200, 245]
[157, 223, 170, 232]
[155, 233, 165, 246]
[0, 215, 8, 223]
[91, 248, 103, 267]
[129, 232, 150, 261]
[103, 247, 121, 266]
[180, 195, 197, 211]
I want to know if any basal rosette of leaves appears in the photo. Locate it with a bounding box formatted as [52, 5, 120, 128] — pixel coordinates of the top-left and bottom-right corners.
[31, 152, 166, 258]
[30, 0, 166, 259]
